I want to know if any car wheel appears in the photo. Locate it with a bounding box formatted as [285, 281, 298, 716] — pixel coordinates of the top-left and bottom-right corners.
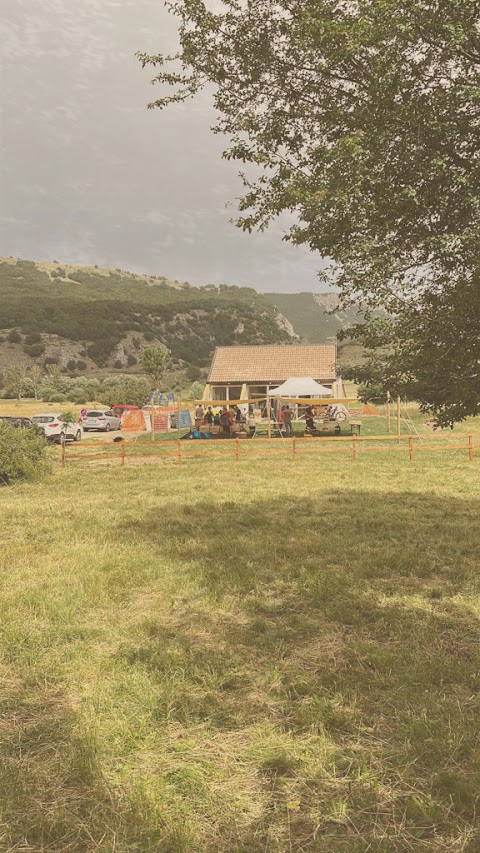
[75, 430, 81, 441]
[105, 423, 111, 432]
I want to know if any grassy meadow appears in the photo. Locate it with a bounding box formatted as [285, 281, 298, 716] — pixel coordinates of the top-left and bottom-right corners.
[1, 446, 480, 851]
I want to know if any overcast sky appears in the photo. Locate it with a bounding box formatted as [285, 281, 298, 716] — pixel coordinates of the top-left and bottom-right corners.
[0, 0, 323, 292]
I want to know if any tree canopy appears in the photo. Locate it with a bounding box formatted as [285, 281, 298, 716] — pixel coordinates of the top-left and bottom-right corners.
[139, 0, 480, 423]
[140, 344, 171, 387]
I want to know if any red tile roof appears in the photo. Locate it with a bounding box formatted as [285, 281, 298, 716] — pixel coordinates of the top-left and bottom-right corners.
[208, 344, 336, 383]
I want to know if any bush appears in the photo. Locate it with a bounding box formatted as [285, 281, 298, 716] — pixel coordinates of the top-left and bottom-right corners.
[24, 343, 45, 358]
[113, 360, 123, 370]
[186, 364, 201, 381]
[0, 424, 48, 485]
[8, 330, 22, 343]
[76, 360, 87, 371]
[70, 390, 88, 404]
[127, 354, 137, 366]
[66, 359, 77, 372]
[25, 332, 42, 345]
[44, 356, 58, 366]
[42, 390, 67, 403]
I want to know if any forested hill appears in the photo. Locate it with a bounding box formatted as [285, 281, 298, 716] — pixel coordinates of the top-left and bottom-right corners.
[0, 258, 293, 373]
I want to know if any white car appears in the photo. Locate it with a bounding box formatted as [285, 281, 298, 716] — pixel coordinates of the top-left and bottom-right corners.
[31, 413, 82, 443]
[82, 409, 122, 432]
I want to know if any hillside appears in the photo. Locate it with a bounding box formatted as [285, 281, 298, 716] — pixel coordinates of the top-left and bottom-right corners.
[0, 258, 293, 374]
[264, 292, 364, 344]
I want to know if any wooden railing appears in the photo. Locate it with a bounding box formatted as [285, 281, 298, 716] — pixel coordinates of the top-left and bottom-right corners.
[61, 432, 479, 468]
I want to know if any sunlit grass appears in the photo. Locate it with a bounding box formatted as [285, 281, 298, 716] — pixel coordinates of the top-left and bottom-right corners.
[1, 453, 480, 850]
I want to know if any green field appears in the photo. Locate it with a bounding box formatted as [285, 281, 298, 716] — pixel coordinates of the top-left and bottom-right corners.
[1, 451, 480, 852]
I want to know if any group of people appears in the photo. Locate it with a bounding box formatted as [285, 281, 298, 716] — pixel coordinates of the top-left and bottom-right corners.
[192, 401, 320, 439]
[194, 403, 245, 437]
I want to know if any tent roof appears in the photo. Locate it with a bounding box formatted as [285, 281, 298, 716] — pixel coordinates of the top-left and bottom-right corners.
[267, 376, 333, 396]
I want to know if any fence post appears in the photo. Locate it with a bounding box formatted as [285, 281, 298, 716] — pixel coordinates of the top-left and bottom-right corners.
[151, 402, 155, 443]
[469, 434, 474, 462]
[177, 439, 182, 464]
[61, 438, 66, 467]
[352, 433, 358, 461]
[408, 435, 414, 462]
[292, 436, 297, 462]
[121, 439, 126, 466]
[235, 438, 239, 461]
[396, 395, 401, 445]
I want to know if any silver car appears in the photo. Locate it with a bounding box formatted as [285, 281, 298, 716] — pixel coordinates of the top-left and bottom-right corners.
[82, 409, 122, 432]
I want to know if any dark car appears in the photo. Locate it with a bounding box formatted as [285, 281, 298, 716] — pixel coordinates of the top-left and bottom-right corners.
[0, 416, 44, 436]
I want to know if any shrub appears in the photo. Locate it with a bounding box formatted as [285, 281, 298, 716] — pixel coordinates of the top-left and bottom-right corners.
[44, 356, 58, 366]
[25, 332, 42, 345]
[0, 424, 48, 485]
[66, 359, 77, 372]
[76, 360, 87, 371]
[127, 354, 137, 366]
[24, 343, 45, 358]
[8, 330, 22, 343]
[42, 390, 67, 404]
[114, 359, 123, 369]
[186, 364, 201, 381]
[70, 389, 88, 404]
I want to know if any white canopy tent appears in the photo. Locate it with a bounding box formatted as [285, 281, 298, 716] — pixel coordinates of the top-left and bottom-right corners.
[267, 376, 333, 397]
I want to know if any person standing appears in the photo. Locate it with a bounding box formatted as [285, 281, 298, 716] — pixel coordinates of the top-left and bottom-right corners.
[283, 405, 293, 437]
[205, 406, 214, 426]
[305, 404, 316, 432]
[220, 406, 232, 437]
[195, 403, 204, 431]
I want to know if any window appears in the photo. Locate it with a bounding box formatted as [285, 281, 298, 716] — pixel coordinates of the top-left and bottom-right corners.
[228, 385, 242, 402]
[212, 386, 227, 401]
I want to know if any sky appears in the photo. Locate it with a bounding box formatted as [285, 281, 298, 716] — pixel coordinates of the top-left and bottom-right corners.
[0, 0, 323, 293]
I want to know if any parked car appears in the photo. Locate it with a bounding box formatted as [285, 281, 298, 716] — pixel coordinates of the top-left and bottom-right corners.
[1, 415, 31, 429]
[31, 413, 82, 443]
[83, 409, 122, 432]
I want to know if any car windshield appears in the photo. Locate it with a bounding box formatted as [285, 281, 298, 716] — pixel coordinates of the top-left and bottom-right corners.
[86, 411, 104, 417]
[32, 416, 55, 424]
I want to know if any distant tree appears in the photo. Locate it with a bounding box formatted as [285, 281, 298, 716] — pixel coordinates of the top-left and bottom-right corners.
[29, 365, 43, 400]
[4, 362, 29, 399]
[45, 363, 63, 390]
[7, 330, 21, 344]
[140, 344, 170, 387]
[100, 376, 151, 409]
[76, 360, 87, 372]
[189, 381, 205, 401]
[66, 359, 77, 372]
[127, 354, 137, 366]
